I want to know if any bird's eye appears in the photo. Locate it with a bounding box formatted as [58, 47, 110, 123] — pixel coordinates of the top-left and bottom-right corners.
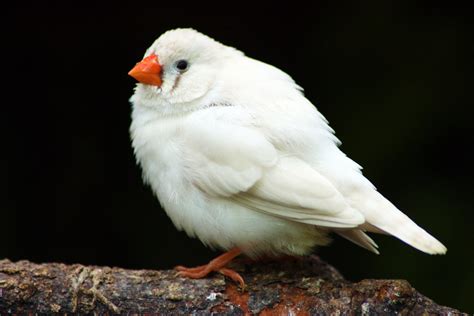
[175, 60, 189, 72]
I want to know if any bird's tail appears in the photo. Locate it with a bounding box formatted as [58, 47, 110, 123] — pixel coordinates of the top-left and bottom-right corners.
[351, 189, 447, 255]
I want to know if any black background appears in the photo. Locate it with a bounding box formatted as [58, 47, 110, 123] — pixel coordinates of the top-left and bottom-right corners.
[2, 3, 473, 312]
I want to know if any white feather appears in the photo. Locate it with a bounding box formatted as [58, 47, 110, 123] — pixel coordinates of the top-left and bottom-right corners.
[337, 230, 379, 254]
[348, 189, 447, 254]
[177, 109, 364, 227]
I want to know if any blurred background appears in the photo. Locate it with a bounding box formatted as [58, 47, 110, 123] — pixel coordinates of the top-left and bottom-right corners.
[2, 2, 473, 312]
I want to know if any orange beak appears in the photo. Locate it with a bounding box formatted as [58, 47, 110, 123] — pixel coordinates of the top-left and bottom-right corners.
[128, 54, 162, 86]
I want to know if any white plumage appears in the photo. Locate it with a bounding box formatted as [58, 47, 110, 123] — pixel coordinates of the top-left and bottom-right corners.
[129, 28, 446, 258]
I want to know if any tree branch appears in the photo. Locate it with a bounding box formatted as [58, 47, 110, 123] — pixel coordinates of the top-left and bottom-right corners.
[0, 256, 465, 314]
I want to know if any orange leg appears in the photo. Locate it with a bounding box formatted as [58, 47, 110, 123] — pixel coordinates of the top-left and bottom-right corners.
[175, 247, 244, 287]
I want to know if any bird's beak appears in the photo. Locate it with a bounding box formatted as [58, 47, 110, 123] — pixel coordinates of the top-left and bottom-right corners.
[128, 54, 162, 87]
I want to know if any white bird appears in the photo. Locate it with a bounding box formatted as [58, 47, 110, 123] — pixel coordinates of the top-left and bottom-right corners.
[128, 28, 446, 286]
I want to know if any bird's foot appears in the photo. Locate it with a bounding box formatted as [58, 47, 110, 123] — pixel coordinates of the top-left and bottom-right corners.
[175, 247, 244, 287]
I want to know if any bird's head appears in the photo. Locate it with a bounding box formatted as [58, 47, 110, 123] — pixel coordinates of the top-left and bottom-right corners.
[129, 28, 242, 114]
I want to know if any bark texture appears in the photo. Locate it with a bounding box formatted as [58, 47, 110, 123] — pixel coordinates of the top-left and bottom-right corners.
[0, 256, 465, 314]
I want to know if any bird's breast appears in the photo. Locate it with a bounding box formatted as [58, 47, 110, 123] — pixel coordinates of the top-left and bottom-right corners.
[131, 116, 188, 195]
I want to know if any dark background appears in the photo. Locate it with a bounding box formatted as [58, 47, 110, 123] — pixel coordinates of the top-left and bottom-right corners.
[2, 3, 473, 312]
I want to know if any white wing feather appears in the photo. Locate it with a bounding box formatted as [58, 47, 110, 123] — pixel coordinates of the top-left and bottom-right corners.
[182, 109, 365, 229]
[233, 156, 365, 227]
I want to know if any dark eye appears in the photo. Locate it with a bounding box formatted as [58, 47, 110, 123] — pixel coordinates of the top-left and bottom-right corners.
[175, 59, 189, 72]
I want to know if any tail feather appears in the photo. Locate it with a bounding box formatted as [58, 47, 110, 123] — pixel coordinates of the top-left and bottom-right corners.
[351, 189, 447, 255]
[337, 229, 380, 254]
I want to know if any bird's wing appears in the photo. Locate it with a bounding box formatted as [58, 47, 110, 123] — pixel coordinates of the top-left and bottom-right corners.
[232, 156, 365, 228]
[182, 109, 365, 228]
